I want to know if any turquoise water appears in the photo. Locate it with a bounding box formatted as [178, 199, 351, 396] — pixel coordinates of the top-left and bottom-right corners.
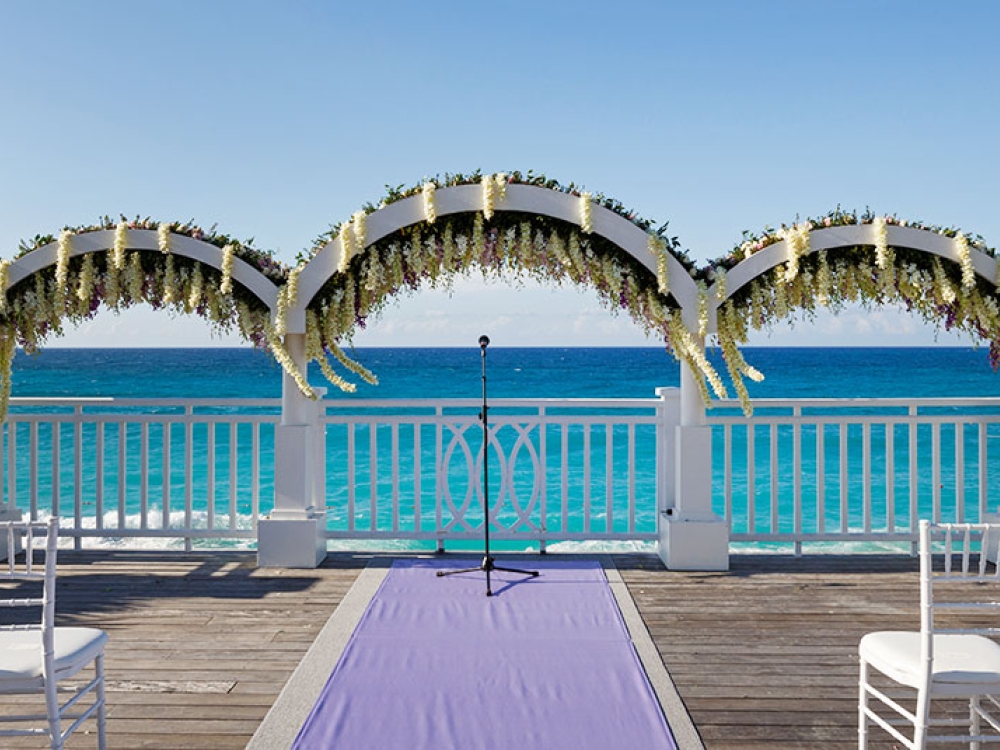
[8, 346, 1000, 550]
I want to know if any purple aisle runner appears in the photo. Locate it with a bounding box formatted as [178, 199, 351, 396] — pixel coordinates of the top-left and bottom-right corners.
[293, 559, 677, 750]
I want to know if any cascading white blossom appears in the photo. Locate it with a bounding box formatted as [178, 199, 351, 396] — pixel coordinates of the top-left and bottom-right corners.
[648, 235, 669, 294]
[56, 230, 72, 293]
[873, 216, 890, 270]
[220, 244, 235, 295]
[955, 232, 975, 291]
[422, 182, 437, 224]
[579, 192, 593, 234]
[113, 221, 128, 270]
[157, 222, 172, 254]
[781, 223, 810, 283]
[482, 174, 496, 220]
[337, 222, 355, 275]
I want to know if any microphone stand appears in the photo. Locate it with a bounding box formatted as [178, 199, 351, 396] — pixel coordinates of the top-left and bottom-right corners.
[437, 335, 538, 596]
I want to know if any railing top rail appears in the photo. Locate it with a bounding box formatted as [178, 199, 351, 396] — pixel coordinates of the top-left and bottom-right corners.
[319, 397, 662, 409]
[8, 397, 283, 407]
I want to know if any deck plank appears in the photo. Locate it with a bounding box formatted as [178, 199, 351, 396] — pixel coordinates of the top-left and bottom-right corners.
[0, 551, 946, 748]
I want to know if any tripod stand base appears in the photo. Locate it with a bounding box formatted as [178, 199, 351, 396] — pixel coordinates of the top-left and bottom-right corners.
[437, 555, 539, 596]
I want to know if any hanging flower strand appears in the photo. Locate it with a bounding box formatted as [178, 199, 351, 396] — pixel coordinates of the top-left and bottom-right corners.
[0, 259, 10, 314]
[113, 220, 128, 269]
[157, 222, 172, 254]
[648, 235, 670, 295]
[873, 216, 890, 270]
[56, 229, 72, 293]
[579, 192, 593, 234]
[782, 223, 809, 283]
[422, 181, 437, 224]
[482, 173, 497, 220]
[220, 243, 235, 295]
[956, 232, 975, 291]
[337, 221, 355, 274]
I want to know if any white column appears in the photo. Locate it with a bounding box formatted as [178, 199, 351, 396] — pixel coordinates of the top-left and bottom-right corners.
[258, 332, 328, 568]
[657, 336, 729, 571]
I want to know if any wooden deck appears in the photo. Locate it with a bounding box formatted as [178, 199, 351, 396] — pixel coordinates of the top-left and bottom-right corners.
[1, 551, 927, 749]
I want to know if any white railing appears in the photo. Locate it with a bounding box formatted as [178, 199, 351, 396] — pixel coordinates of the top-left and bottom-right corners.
[5, 395, 1000, 554]
[1, 398, 280, 549]
[320, 398, 662, 551]
[707, 398, 1000, 553]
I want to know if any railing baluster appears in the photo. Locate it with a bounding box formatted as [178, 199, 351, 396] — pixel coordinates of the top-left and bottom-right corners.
[229, 422, 238, 531]
[29, 422, 38, 520]
[747, 423, 756, 535]
[932, 422, 941, 523]
[207, 421, 216, 531]
[770, 423, 778, 535]
[862, 422, 871, 534]
[117, 421, 126, 530]
[839, 424, 848, 534]
[955, 421, 965, 523]
[391, 423, 400, 533]
[886, 422, 895, 533]
[162, 421, 171, 531]
[605, 424, 614, 534]
[140, 422, 149, 530]
[74, 409, 83, 550]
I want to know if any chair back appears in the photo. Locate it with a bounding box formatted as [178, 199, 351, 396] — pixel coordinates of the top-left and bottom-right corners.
[0, 517, 58, 637]
[920, 520, 1000, 642]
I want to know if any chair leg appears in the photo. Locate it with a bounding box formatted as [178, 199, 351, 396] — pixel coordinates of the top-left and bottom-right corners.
[45, 676, 62, 750]
[859, 659, 868, 749]
[96, 653, 107, 750]
[971, 695, 981, 750]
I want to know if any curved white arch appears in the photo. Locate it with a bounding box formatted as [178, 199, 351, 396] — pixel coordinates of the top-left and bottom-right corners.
[7, 229, 282, 313]
[706, 224, 998, 334]
[291, 183, 698, 334]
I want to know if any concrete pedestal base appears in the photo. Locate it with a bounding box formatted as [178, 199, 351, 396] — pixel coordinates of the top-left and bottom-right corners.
[657, 513, 729, 571]
[257, 515, 327, 568]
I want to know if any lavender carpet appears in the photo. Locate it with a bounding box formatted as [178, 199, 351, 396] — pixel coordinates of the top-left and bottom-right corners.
[293, 559, 677, 750]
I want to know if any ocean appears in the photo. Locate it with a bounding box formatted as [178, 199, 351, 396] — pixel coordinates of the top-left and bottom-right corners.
[16, 345, 1000, 401]
[8, 346, 1000, 552]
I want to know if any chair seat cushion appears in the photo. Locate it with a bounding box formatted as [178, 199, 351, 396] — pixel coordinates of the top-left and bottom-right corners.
[0, 627, 108, 690]
[861, 630, 1000, 691]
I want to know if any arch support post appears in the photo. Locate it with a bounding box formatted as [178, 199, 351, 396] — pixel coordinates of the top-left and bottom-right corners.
[657, 348, 729, 571]
[258, 333, 328, 568]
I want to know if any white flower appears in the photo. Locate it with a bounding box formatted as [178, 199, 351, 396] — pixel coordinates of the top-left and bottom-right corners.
[162, 254, 177, 304]
[955, 232, 975, 291]
[337, 222, 355, 275]
[494, 172, 507, 204]
[422, 182, 437, 224]
[76, 253, 96, 304]
[113, 221, 128, 270]
[873, 216, 890, 270]
[0, 260, 11, 314]
[56, 229, 72, 292]
[157, 222, 172, 254]
[352, 211, 367, 250]
[579, 192, 593, 234]
[697, 281, 709, 337]
[782, 223, 810, 283]
[220, 244, 235, 295]
[714, 267, 727, 303]
[648, 235, 669, 294]
[482, 174, 496, 220]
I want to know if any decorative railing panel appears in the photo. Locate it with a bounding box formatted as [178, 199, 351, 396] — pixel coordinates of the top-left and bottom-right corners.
[320, 398, 662, 550]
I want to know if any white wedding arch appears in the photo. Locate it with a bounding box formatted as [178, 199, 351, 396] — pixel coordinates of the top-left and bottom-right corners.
[2, 173, 998, 569]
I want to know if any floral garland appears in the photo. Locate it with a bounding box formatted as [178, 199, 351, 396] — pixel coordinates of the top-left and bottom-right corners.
[6, 186, 1000, 427]
[715, 211, 1000, 415]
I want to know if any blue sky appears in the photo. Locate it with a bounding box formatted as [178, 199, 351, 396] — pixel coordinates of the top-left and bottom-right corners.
[1, 0, 997, 347]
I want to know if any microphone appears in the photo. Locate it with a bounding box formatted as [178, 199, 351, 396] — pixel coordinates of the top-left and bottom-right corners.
[478, 335, 490, 349]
